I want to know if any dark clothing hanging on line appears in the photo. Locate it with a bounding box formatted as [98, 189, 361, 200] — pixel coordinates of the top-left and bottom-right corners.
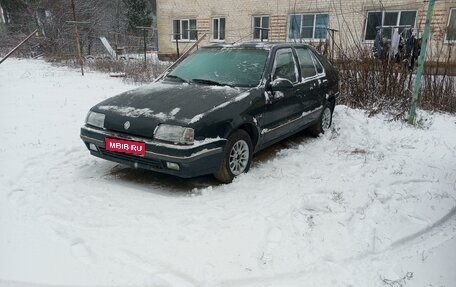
[405, 35, 421, 69]
[373, 29, 385, 59]
[372, 27, 421, 70]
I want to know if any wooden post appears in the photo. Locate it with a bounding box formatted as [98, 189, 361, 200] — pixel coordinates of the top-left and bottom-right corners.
[136, 27, 155, 68]
[326, 28, 339, 63]
[175, 36, 180, 57]
[70, 0, 84, 76]
[115, 32, 118, 60]
[143, 29, 147, 66]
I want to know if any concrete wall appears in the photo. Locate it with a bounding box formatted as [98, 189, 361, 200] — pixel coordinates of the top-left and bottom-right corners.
[156, 0, 455, 60]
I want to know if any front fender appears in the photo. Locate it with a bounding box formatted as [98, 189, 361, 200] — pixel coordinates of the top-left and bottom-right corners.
[191, 89, 264, 142]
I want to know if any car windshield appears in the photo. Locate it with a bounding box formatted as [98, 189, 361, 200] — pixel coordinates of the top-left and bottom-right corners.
[167, 48, 269, 87]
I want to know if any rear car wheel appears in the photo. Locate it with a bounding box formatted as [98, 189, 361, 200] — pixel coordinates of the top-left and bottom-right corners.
[309, 105, 332, 136]
[214, 129, 253, 183]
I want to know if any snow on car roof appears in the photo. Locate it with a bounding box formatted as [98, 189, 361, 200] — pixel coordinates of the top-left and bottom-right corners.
[202, 42, 311, 50]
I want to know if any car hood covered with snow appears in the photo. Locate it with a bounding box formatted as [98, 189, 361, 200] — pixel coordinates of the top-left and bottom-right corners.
[91, 80, 250, 138]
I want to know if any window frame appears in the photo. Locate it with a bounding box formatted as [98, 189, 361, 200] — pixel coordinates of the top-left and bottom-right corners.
[363, 10, 417, 42]
[212, 17, 226, 42]
[252, 15, 270, 41]
[294, 47, 326, 82]
[287, 13, 330, 42]
[171, 18, 197, 42]
[445, 8, 456, 43]
[271, 48, 299, 84]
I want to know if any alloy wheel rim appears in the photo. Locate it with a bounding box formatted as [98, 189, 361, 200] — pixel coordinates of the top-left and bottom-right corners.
[322, 107, 331, 131]
[229, 140, 249, 176]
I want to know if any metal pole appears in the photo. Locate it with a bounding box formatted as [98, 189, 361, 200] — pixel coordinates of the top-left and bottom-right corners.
[331, 30, 335, 62]
[0, 29, 37, 65]
[175, 36, 180, 57]
[196, 32, 199, 50]
[136, 27, 155, 67]
[71, 0, 84, 76]
[143, 28, 147, 67]
[408, 0, 435, 124]
[115, 33, 118, 60]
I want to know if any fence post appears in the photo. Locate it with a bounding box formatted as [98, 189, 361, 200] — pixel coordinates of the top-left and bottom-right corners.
[70, 0, 84, 76]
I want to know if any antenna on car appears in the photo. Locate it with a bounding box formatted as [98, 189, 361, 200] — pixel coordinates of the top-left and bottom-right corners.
[232, 32, 255, 45]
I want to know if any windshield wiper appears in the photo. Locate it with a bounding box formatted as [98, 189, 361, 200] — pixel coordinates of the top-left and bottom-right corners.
[166, 74, 190, 83]
[191, 78, 235, 87]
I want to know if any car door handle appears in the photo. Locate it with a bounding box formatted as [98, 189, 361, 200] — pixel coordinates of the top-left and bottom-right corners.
[310, 81, 318, 90]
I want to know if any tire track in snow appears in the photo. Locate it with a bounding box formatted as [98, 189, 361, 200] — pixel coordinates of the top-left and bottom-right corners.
[213, 260, 336, 287]
[36, 212, 98, 265]
[3, 147, 106, 266]
[114, 250, 201, 287]
[6, 146, 83, 196]
[389, 178, 439, 186]
[212, 205, 456, 287]
[346, 205, 456, 263]
[389, 205, 456, 249]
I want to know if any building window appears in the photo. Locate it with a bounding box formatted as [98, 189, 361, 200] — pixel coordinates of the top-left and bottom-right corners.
[172, 19, 197, 41]
[364, 10, 417, 41]
[288, 13, 329, 41]
[253, 16, 269, 41]
[212, 17, 225, 41]
[447, 8, 456, 42]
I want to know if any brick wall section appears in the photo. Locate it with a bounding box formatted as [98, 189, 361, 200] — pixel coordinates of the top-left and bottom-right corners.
[197, 18, 210, 36]
[418, 3, 448, 41]
[269, 15, 287, 42]
[415, 1, 452, 58]
[156, 0, 454, 59]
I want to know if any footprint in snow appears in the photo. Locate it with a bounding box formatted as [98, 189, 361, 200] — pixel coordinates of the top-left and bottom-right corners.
[6, 188, 26, 205]
[71, 239, 96, 265]
[259, 227, 283, 267]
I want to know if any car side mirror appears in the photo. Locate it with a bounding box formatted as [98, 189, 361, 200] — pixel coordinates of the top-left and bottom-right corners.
[269, 78, 293, 92]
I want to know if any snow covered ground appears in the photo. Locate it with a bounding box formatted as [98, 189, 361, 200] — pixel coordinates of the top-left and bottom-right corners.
[0, 59, 455, 287]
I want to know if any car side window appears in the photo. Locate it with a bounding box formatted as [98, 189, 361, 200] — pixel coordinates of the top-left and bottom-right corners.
[313, 54, 324, 74]
[295, 47, 317, 79]
[272, 49, 298, 83]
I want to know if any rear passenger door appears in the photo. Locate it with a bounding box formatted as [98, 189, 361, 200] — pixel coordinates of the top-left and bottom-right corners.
[294, 46, 327, 124]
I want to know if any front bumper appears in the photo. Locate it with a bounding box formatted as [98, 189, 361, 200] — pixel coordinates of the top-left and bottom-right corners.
[80, 125, 226, 178]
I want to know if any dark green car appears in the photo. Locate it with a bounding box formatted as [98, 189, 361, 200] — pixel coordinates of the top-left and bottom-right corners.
[80, 42, 339, 183]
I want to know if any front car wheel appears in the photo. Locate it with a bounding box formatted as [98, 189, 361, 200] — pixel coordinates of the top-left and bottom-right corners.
[214, 129, 253, 183]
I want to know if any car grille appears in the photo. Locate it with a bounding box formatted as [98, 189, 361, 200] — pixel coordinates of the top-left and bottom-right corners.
[100, 148, 163, 170]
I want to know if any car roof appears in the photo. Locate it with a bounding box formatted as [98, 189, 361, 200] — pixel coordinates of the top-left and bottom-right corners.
[202, 42, 311, 50]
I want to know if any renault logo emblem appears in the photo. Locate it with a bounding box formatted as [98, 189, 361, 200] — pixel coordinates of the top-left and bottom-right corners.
[124, 121, 130, 130]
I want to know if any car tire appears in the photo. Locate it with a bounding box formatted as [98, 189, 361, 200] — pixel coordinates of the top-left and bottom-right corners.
[214, 129, 253, 183]
[309, 104, 332, 136]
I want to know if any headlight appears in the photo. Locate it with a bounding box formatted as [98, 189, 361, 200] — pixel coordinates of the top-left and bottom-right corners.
[86, 111, 105, 129]
[154, 124, 194, 145]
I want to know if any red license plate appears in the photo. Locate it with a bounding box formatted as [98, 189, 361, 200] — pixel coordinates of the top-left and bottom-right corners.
[105, 138, 146, 156]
